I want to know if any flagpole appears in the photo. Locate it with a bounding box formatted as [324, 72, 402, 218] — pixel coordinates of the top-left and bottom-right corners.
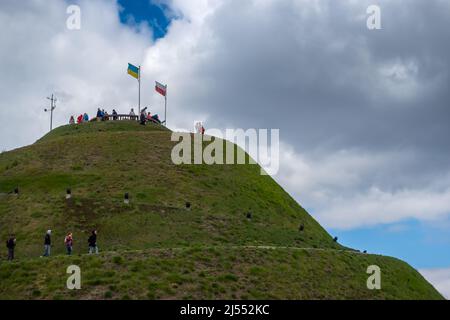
[165, 85, 167, 127]
[138, 65, 141, 117]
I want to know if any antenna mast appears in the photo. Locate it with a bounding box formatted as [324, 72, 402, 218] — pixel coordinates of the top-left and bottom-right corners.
[44, 94, 57, 131]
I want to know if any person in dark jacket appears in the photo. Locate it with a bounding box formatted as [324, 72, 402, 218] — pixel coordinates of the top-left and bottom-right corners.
[88, 230, 98, 254]
[112, 109, 118, 121]
[96, 108, 102, 120]
[6, 235, 16, 261]
[42, 230, 51, 257]
[140, 111, 147, 125]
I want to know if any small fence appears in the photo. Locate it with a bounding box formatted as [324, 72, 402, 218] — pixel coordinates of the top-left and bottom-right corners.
[113, 114, 139, 121]
[92, 114, 138, 121]
[92, 114, 163, 125]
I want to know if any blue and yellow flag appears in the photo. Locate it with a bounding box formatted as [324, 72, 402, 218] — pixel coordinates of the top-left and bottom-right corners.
[127, 63, 139, 80]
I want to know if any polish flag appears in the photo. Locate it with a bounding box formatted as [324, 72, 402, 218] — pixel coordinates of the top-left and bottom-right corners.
[155, 81, 167, 97]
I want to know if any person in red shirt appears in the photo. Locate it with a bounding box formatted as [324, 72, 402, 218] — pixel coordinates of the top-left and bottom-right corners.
[77, 114, 83, 124]
[64, 232, 73, 255]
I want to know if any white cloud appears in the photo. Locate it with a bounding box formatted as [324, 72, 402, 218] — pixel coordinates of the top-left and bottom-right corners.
[420, 268, 450, 299]
[0, 0, 153, 151]
[274, 144, 450, 229]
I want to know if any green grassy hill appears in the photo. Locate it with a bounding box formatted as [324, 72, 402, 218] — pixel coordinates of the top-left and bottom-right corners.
[0, 121, 443, 299]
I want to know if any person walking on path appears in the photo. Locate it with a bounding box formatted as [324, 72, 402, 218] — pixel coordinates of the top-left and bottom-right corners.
[6, 234, 16, 261]
[42, 230, 52, 257]
[88, 230, 99, 254]
[64, 232, 73, 256]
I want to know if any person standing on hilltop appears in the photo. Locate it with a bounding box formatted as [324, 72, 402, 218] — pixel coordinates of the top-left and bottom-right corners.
[42, 230, 51, 257]
[83, 113, 89, 122]
[69, 116, 75, 125]
[112, 109, 118, 121]
[6, 234, 16, 261]
[96, 108, 102, 121]
[139, 107, 147, 125]
[64, 232, 73, 256]
[88, 230, 98, 254]
[140, 110, 147, 125]
[195, 122, 202, 134]
[77, 114, 83, 124]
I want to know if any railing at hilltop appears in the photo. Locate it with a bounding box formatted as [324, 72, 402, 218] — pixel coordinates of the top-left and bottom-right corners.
[109, 114, 139, 121]
[90, 114, 165, 126]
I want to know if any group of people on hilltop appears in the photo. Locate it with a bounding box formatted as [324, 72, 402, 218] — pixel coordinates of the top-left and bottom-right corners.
[69, 107, 162, 125]
[195, 121, 206, 135]
[5, 230, 98, 261]
[139, 107, 161, 125]
[69, 113, 89, 125]
[96, 108, 119, 121]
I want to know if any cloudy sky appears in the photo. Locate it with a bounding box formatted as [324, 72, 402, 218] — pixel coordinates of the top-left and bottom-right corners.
[0, 0, 449, 298]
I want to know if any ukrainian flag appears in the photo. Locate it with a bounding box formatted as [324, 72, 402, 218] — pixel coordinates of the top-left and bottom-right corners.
[127, 63, 139, 80]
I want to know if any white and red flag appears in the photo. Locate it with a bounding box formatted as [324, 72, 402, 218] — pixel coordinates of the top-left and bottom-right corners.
[155, 81, 167, 97]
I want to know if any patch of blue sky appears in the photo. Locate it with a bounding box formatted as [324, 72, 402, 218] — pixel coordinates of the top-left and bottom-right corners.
[118, 0, 173, 39]
[330, 219, 450, 269]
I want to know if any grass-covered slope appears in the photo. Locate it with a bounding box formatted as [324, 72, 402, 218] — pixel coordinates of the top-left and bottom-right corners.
[0, 121, 337, 256]
[0, 247, 443, 300]
[0, 121, 444, 299]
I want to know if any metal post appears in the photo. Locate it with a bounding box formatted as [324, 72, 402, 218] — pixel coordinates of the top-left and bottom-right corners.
[164, 87, 167, 127]
[138, 66, 141, 117]
[45, 94, 57, 131]
[50, 104, 53, 131]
